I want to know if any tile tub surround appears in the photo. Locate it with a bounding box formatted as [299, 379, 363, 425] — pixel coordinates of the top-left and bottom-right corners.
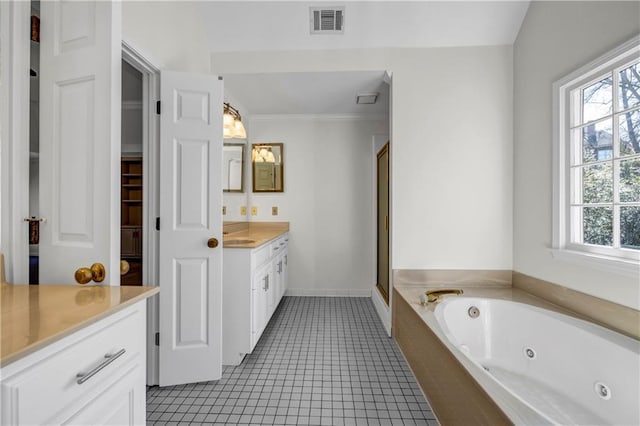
[513, 272, 640, 340]
[147, 296, 439, 426]
[392, 270, 511, 289]
[223, 221, 289, 248]
[392, 269, 640, 340]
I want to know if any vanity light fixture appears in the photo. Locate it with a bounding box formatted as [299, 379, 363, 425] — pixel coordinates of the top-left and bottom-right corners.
[223, 102, 247, 139]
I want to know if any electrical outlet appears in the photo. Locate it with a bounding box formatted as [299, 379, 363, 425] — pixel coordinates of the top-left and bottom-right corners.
[251, 206, 258, 216]
[240, 206, 247, 216]
[272, 206, 278, 216]
[222, 206, 227, 215]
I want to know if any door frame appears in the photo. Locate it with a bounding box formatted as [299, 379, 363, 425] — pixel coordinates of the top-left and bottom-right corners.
[0, 0, 30, 285]
[122, 41, 161, 386]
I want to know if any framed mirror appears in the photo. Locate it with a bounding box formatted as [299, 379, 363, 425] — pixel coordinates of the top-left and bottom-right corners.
[252, 143, 284, 192]
[223, 143, 245, 192]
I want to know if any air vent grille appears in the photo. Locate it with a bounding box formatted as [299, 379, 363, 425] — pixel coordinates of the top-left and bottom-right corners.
[310, 7, 344, 34]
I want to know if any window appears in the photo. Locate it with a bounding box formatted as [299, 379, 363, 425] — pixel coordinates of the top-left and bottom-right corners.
[553, 37, 640, 274]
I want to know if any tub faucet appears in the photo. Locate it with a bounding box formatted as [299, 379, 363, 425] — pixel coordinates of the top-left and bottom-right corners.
[423, 289, 463, 304]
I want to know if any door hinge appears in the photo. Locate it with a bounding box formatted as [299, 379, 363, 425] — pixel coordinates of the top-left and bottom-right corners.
[155, 217, 160, 231]
[155, 332, 159, 346]
[156, 100, 161, 115]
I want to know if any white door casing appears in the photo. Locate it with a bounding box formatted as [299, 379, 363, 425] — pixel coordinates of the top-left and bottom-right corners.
[39, 0, 121, 284]
[159, 71, 223, 386]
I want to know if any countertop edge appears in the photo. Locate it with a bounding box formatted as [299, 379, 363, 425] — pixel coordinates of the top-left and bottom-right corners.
[0, 286, 159, 367]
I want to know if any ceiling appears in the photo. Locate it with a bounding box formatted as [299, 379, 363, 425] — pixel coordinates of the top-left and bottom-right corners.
[224, 71, 390, 116]
[204, 1, 530, 117]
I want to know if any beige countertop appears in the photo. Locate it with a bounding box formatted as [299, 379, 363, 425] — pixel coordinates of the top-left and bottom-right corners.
[0, 284, 159, 366]
[223, 221, 289, 248]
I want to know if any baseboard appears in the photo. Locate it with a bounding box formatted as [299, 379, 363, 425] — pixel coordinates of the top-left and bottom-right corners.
[371, 287, 391, 336]
[285, 288, 371, 297]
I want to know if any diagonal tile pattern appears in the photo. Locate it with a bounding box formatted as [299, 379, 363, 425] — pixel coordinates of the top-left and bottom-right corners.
[147, 296, 439, 426]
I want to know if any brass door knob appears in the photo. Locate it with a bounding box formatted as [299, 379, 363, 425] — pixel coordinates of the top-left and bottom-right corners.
[74, 262, 106, 285]
[207, 237, 219, 248]
[90, 263, 106, 282]
[120, 260, 130, 275]
[75, 267, 93, 285]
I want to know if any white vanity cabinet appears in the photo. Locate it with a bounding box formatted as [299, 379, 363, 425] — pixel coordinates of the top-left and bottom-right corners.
[0, 301, 147, 425]
[223, 233, 289, 365]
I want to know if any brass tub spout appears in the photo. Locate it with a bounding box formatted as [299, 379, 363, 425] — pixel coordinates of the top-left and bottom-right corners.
[424, 289, 463, 304]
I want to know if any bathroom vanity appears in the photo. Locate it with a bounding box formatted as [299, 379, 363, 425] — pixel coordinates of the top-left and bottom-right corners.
[0, 284, 158, 425]
[222, 222, 289, 365]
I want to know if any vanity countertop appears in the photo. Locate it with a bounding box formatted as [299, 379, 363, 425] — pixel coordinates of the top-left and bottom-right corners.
[223, 221, 289, 249]
[0, 284, 159, 366]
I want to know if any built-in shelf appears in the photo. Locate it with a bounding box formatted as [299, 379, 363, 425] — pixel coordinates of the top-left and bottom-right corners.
[121, 156, 143, 286]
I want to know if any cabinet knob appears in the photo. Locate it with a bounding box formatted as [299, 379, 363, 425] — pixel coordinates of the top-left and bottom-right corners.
[207, 237, 219, 248]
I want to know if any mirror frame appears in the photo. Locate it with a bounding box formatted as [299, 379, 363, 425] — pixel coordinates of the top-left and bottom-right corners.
[223, 143, 245, 193]
[252, 143, 284, 193]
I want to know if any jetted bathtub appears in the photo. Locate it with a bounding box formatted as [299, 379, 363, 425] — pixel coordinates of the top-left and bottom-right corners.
[432, 297, 640, 426]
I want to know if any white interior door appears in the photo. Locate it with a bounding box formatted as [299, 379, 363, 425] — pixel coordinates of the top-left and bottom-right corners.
[158, 71, 223, 386]
[39, 0, 121, 284]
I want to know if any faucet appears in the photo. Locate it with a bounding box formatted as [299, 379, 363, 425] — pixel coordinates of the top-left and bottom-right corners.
[422, 288, 463, 304]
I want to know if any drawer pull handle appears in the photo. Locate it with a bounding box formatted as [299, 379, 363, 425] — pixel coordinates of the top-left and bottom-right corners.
[76, 348, 126, 385]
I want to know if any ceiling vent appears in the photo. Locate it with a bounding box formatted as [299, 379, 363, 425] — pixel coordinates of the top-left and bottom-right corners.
[356, 93, 378, 105]
[310, 7, 344, 34]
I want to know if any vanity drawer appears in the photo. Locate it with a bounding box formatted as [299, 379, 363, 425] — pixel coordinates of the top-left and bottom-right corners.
[252, 244, 271, 268]
[1, 303, 145, 425]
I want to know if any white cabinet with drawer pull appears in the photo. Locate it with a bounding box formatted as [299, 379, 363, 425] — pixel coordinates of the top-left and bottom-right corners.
[223, 233, 289, 366]
[0, 301, 147, 425]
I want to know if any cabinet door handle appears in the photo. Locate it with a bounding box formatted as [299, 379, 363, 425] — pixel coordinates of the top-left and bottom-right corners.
[76, 348, 126, 385]
[285, 255, 288, 266]
[263, 275, 269, 291]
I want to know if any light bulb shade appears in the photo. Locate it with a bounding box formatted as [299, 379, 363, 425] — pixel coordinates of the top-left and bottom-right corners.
[223, 112, 235, 126]
[232, 119, 247, 139]
[222, 102, 247, 139]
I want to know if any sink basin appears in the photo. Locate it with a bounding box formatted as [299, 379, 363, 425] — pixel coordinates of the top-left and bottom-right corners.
[224, 238, 256, 245]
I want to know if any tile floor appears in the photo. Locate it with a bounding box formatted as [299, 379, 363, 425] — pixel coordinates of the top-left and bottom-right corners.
[147, 296, 439, 426]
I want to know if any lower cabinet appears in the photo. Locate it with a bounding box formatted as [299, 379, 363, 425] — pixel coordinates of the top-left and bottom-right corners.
[0, 301, 147, 425]
[223, 233, 288, 365]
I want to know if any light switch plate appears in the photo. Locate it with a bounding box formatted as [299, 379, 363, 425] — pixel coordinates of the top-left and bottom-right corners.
[272, 206, 278, 216]
[240, 206, 247, 216]
[251, 206, 258, 216]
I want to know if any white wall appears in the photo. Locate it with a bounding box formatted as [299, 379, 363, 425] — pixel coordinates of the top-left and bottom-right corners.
[247, 116, 388, 295]
[513, 1, 640, 310]
[122, 1, 210, 73]
[212, 46, 514, 273]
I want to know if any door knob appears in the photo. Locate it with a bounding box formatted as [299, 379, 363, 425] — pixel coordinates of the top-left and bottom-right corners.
[120, 260, 130, 275]
[75, 268, 93, 285]
[74, 263, 106, 285]
[207, 237, 219, 248]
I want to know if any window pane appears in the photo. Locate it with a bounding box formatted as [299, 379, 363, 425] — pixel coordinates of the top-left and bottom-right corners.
[620, 158, 640, 202]
[619, 109, 640, 156]
[618, 62, 640, 112]
[582, 163, 613, 203]
[583, 75, 612, 123]
[621, 206, 640, 250]
[582, 119, 613, 163]
[583, 207, 613, 246]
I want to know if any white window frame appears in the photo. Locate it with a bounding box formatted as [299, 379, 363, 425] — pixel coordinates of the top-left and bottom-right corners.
[552, 35, 640, 277]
